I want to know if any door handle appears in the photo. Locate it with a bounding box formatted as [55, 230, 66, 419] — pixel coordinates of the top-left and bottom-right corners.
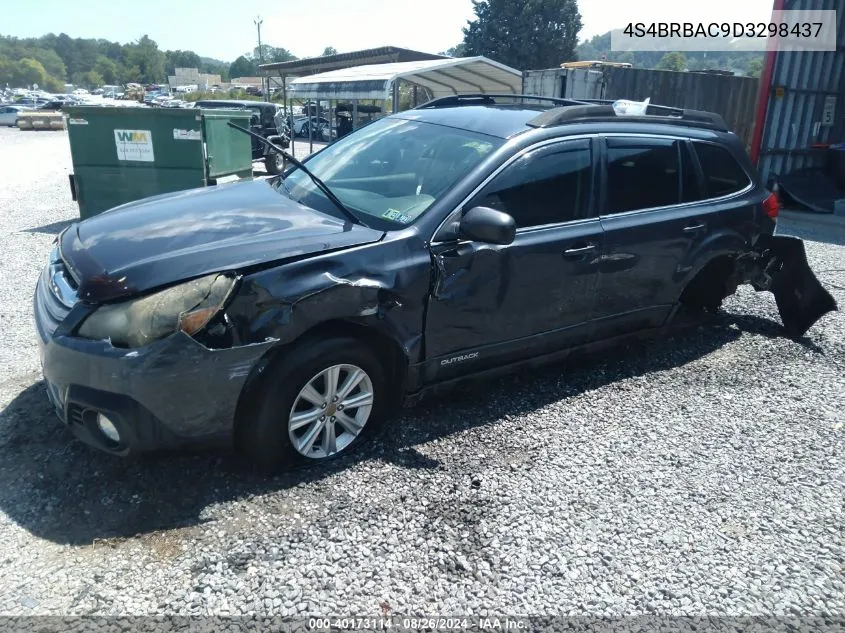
[563, 244, 598, 257]
[683, 223, 706, 233]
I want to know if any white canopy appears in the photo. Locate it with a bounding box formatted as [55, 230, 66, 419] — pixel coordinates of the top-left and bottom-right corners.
[288, 57, 522, 101]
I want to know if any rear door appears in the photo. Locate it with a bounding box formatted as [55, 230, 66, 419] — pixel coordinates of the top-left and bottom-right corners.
[590, 135, 708, 337]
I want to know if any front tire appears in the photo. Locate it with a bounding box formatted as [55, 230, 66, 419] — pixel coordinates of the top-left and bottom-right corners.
[238, 337, 389, 472]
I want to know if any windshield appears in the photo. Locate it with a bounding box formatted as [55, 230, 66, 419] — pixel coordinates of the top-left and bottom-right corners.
[279, 117, 502, 228]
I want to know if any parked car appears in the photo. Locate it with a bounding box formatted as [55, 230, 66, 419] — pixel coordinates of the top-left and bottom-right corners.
[36, 100, 67, 111]
[0, 104, 29, 126]
[193, 99, 290, 173]
[34, 95, 836, 471]
[293, 116, 331, 139]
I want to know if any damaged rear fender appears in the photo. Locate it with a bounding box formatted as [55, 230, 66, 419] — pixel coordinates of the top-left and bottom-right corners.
[738, 235, 837, 338]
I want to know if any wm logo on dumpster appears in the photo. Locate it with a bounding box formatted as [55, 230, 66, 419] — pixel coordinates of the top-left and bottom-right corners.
[114, 129, 155, 162]
[116, 131, 149, 142]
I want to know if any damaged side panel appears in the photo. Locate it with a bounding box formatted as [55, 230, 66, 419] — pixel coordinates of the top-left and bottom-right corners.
[222, 237, 433, 364]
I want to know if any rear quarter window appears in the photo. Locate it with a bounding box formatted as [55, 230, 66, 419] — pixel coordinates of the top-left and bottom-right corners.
[693, 142, 751, 198]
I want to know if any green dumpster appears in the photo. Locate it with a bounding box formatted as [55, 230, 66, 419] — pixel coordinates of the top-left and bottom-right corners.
[64, 106, 254, 219]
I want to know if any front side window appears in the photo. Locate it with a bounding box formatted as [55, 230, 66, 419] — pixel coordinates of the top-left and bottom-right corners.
[693, 142, 751, 198]
[280, 118, 502, 229]
[467, 141, 592, 228]
[605, 138, 682, 214]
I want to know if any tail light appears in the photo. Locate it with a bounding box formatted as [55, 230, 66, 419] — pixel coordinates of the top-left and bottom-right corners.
[763, 190, 780, 219]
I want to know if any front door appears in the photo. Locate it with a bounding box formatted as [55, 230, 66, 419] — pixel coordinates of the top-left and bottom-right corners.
[424, 138, 604, 382]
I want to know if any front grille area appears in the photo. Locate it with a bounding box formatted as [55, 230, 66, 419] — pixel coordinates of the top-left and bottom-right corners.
[34, 249, 78, 340]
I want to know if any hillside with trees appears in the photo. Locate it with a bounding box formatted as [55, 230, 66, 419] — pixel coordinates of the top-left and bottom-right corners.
[576, 31, 764, 76]
[0, 33, 301, 90]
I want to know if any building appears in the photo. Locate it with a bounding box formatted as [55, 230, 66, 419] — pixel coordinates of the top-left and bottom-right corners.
[168, 68, 222, 91]
[229, 77, 263, 89]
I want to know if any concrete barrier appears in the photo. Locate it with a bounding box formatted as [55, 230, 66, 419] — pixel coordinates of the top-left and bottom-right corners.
[16, 112, 66, 131]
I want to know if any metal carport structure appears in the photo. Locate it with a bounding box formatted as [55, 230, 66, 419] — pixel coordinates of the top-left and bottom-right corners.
[288, 57, 522, 105]
[285, 57, 522, 153]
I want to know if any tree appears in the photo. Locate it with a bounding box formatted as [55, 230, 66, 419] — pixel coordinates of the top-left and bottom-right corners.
[93, 55, 119, 84]
[125, 35, 166, 83]
[254, 46, 297, 64]
[120, 62, 143, 83]
[656, 51, 686, 72]
[75, 70, 104, 88]
[229, 55, 257, 78]
[32, 48, 66, 80]
[43, 75, 64, 92]
[0, 58, 14, 86]
[12, 58, 48, 87]
[441, 43, 467, 57]
[165, 49, 201, 74]
[321, 46, 338, 56]
[745, 57, 764, 78]
[462, 0, 582, 70]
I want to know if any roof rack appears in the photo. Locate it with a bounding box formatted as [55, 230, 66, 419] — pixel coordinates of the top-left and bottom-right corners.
[411, 93, 730, 132]
[414, 93, 588, 109]
[526, 102, 729, 132]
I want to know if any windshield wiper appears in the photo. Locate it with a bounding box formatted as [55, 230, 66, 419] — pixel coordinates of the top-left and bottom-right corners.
[227, 121, 367, 227]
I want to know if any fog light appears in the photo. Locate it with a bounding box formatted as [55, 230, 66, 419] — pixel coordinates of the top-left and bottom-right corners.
[96, 413, 121, 443]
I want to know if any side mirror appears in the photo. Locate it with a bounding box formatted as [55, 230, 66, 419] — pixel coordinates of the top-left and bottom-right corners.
[459, 206, 516, 245]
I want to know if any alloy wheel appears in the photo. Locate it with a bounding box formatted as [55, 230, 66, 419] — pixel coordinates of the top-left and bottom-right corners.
[273, 151, 284, 171]
[287, 364, 374, 459]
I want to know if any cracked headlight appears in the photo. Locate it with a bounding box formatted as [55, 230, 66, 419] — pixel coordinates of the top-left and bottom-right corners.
[77, 273, 236, 348]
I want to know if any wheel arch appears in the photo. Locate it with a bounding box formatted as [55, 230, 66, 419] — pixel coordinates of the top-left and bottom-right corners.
[233, 319, 408, 445]
[678, 253, 739, 310]
[675, 227, 749, 300]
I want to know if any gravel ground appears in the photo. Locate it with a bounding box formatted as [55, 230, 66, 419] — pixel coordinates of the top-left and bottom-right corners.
[0, 127, 842, 618]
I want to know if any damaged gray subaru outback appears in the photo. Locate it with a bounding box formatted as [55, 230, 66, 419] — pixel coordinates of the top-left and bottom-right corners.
[35, 95, 836, 472]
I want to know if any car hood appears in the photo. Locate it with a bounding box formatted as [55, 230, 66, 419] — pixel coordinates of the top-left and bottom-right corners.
[60, 178, 384, 303]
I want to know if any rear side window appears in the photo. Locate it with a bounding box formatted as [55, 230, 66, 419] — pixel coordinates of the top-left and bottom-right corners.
[470, 141, 591, 228]
[693, 142, 751, 198]
[605, 138, 681, 213]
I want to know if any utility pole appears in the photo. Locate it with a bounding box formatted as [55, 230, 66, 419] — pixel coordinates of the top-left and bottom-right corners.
[255, 16, 265, 97]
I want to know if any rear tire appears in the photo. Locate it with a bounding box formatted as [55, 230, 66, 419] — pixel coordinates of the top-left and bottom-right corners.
[238, 337, 389, 473]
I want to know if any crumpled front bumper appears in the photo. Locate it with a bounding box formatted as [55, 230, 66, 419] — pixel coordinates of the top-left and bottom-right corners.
[35, 280, 273, 455]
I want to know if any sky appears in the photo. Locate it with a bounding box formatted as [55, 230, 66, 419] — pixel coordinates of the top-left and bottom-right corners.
[2, 0, 777, 62]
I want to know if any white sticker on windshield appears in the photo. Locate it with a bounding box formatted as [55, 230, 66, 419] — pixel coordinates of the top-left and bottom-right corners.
[382, 208, 402, 220]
